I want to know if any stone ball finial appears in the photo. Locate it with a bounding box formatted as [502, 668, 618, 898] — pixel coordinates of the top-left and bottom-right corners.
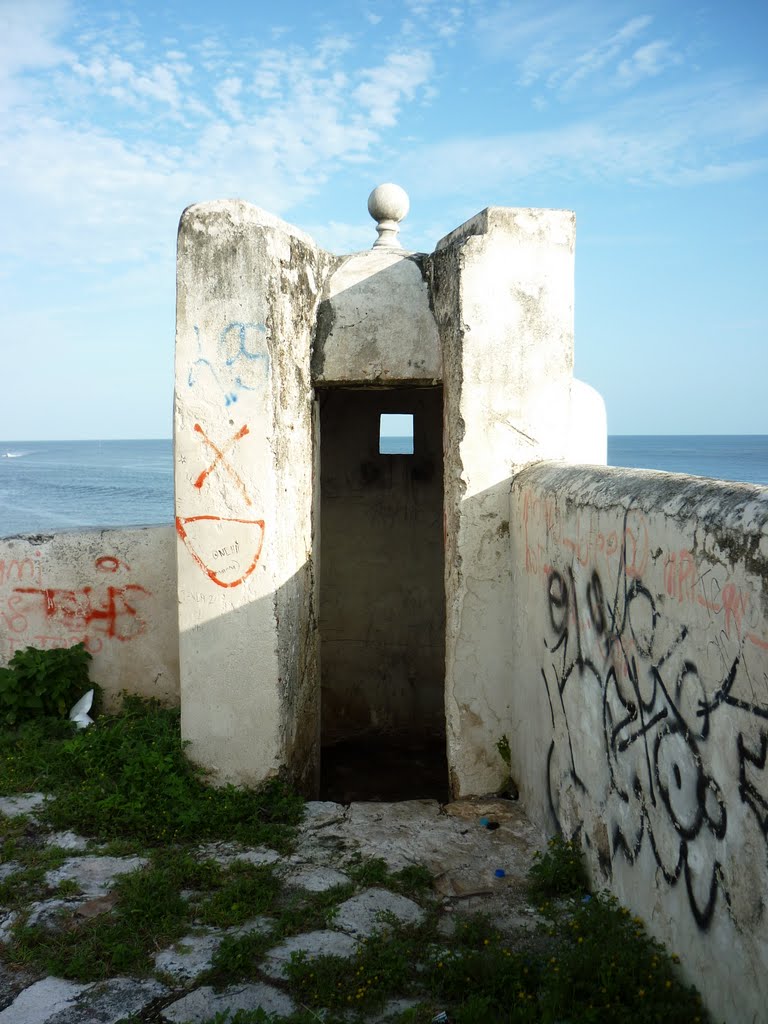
[367, 183, 410, 249]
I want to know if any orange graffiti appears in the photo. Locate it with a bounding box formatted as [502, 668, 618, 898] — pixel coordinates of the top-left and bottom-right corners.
[95, 556, 130, 573]
[11, 584, 151, 642]
[193, 423, 252, 505]
[175, 515, 265, 588]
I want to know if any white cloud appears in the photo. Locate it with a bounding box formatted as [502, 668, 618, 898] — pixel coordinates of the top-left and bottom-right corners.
[0, 0, 72, 111]
[396, 75, 768, 194]
[551, 15, 653, 91]
[215, 76, 243, 120]
[617, 39, 684, 88]
[0, 4, 439, 272]
[354, 50, 434, 127]
[0, 0, 72, 73]
[304, 219, 376, 254]
[476, 4, 684, 96]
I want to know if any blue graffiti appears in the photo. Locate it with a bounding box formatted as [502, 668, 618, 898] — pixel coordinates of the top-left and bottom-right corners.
[188, 323, 270, 405]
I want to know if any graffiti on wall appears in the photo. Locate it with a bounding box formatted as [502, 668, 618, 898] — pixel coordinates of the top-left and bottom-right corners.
[1, 554, 152, 659]
[176, 515, 265, 589]
[532, 498, 768, 931]
[188, 322, 270, 406]
[176, 422, 266, 589]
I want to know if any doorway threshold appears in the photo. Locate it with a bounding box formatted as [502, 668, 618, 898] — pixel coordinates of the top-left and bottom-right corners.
[320, 733, 449, 803]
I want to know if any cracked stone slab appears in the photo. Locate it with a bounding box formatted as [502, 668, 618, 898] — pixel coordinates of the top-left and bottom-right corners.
[262, 929, 359, 980]
[196, 841, 281, 867]
[334, 888, 425, 938]
[0, 861, 22, 882]
[0, 793, 48, 818]
[45, 855, 148, 897]
[27, 898, 87, 931]
[154, 917, 271, 983]
[154, 931, 224, 982]
[0, 962, 38, 1012]
[0, 978, 93, 1023]
[46, 977, 168, 1024]
[162, 983, 295, 1023]
[45, 832, 89, 853]
[348, 800, 442, 828]
[300, 801, 348, 829]
[284, 864, 351, 892]
[309, 798, 545, 887]
[0, 910, 19, 943]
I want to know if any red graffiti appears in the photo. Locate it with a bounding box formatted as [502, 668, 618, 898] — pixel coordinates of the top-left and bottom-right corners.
[11, 584, 151, 642]
[193, 423, 252, 506]
[722, 582, 750, 640]
[175, 515, 265, 588]
[95, 556, 130, 573]
[0, 554, 43, 587]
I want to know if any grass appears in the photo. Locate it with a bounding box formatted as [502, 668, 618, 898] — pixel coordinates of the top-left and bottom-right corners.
[0, 695, 303, 848]
[0, 699, 712, 1023]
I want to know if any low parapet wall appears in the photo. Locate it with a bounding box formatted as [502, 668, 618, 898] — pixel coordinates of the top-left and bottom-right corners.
[509, 462, 768, 1024]
[0, 526, 179, 708]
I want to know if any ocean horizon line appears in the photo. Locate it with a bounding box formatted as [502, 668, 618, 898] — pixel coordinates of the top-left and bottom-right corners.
[2, 432, 767, 444]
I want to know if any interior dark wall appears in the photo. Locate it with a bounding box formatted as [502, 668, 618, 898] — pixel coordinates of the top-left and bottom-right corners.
[318, 386, 445, 746]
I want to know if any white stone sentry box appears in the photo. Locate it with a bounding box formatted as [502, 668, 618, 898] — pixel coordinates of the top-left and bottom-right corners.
[173, 187, 605, 795]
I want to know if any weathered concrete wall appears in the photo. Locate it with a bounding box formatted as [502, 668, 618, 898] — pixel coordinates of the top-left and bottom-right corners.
[0, 526, 178, 707]
[313, 250, 441, 384]
[508, 462, 768, 1024]
[427, 207, 577, 797]
[175, 200, 333, 791]
[319, 387, 445, 745]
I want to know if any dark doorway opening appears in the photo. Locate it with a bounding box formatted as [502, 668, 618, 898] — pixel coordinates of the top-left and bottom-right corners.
[317, 386, 448, 802]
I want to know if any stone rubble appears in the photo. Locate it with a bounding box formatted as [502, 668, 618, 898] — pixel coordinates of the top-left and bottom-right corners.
[0, 795, 546, 1023]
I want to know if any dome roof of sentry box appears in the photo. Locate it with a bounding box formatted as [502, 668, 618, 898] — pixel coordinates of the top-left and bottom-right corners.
[311, 185, 440, 386]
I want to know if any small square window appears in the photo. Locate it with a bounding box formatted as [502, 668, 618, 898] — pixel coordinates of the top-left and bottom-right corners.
[379, 414, 414, 455]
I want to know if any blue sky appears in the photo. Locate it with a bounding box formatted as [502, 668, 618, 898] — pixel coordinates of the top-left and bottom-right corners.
[1, 0, 766, 439]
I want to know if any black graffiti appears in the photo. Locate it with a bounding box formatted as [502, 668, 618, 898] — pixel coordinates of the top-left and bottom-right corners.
[541, 510, 766, 932]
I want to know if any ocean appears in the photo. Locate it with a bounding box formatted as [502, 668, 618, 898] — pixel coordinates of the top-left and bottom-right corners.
[0, 436, 766, 539]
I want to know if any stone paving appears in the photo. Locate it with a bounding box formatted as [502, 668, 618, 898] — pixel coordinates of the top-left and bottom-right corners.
[0, 793, 546, 1024]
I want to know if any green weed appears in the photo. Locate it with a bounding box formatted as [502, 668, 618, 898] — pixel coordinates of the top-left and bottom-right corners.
[346, 856, 434, 899]
[197, 862, 281, 927]
[528, 833, 589, 900]
[1, 695, 303, 849]
[7, 847, 220, 981]
[0, 716, 77, 793]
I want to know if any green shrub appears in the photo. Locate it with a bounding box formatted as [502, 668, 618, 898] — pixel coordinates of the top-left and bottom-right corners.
[0, 644, 95, 726]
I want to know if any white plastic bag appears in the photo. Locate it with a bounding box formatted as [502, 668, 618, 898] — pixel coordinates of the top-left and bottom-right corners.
[69, 689, 94, 729]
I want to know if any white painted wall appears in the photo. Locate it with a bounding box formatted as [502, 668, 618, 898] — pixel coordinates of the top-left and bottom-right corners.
[428, 207, 577, 797]
[568, 379, 607, 465]
[174, 200, 333, 790]
[0, 526, 178, 707]
[508, 463, 768, 1024]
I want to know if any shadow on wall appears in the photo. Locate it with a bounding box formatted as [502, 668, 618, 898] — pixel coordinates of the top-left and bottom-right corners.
[177, 556, 319, 796]
[311, 250, 440, 385]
